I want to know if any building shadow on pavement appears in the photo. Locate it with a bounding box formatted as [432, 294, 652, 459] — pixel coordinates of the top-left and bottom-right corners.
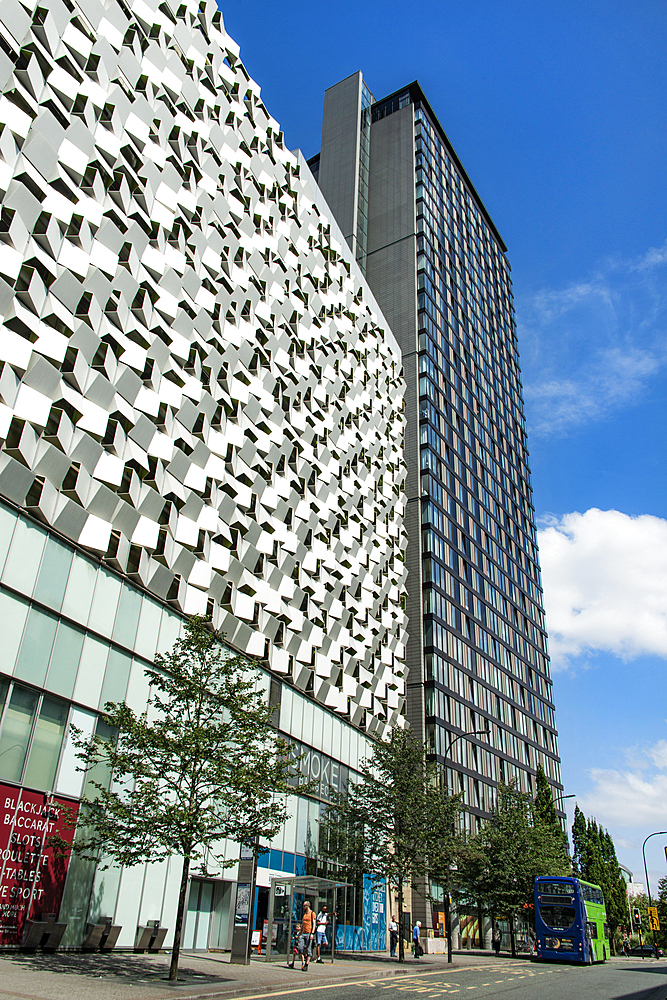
[0, 951, 232, 984]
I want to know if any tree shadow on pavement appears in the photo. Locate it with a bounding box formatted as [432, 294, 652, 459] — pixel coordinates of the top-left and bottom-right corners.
[0, 951, 232, 984]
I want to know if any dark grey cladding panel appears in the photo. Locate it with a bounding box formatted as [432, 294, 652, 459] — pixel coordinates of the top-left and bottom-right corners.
[367, 105, 416, 253]
[365, 106, 417, 354]
[318, 71, 362, 247]
[365, 236, 417, 353]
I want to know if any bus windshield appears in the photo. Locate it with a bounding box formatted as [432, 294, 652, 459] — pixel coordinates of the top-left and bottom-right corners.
[538, 904, 576, 931]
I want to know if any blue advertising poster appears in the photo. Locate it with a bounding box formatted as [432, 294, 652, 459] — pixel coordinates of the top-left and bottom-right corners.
[363, 875, 387, 951]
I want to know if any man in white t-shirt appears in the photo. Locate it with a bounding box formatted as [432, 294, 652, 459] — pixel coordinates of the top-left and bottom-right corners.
[389, 915, 398, 957]
[315, 904, 329, 963]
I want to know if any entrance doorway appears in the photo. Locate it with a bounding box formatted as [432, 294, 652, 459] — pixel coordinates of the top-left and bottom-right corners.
[255, 887, 270, 952]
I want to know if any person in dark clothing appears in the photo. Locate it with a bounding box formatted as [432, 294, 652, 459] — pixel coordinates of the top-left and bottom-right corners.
[389, 915, 398, 958]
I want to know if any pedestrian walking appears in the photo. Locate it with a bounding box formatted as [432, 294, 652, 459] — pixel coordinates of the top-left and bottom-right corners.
[389, 915, 398, 958]
[315, 904, 330, 963]
[299, 900, 315, 971]
[623, 931, 630, 956]
[492, 923, 502, 957]
[413, 920, 422, 958]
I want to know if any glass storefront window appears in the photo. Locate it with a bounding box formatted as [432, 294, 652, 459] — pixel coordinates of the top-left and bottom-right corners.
[112, 585, 142, 649]
[55, 706, 95, 798]
[0, 684, 38, 783]
[134, 597, 163, 661]
[100, 649, 132, 707]
[81, 717, 115, 799]
[295, 796, 309, 856]
[88, 568, 122, 638]
[24, 695, 68, 790]
[46, 621, 85, 699]
[279, 684, 293, 734]
[33, 538, 73, 612]
[0, 505, 17, 573]
[156, 610, 181, 656]
[14, 606, 58, 687]
[301, 700, 314, 748]
[73, 635, 110, 709]
[2, 517, 47, 598]
[61, 552, 98, 625]
[290, 694, 303, 742]
[0, 589, 29, 677]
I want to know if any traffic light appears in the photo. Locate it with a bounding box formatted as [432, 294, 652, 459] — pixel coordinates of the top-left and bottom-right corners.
[633, 907, 641, 927]
[665, 845, 667, 865]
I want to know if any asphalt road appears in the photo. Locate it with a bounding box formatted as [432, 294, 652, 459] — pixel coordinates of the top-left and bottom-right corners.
[233, 959, 667, 1000]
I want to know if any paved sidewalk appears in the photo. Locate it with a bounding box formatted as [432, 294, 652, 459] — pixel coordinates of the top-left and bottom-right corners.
[0, 950, 516, 1000]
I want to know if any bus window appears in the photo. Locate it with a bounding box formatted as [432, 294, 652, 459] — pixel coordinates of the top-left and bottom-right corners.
[604, 924, 610, 939]
[537, 881, 575, 896]
[580, 884, 604, 905]
[586, 922, 598, 939]
[539, 905, 576, 931]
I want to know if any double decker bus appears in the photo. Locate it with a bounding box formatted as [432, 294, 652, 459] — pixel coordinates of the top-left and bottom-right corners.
[534, 876, 609, 963]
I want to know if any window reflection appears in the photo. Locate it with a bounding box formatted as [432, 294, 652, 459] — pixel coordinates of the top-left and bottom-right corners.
[24, 695, 68, 790]
[0, 685, 38, 783]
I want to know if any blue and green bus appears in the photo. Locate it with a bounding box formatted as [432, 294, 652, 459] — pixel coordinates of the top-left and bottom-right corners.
[534, 876, 610, 963]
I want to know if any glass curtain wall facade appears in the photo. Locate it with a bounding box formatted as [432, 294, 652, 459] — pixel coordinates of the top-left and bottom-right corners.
[411, 95, 560, 821]
[315, 79, 562, 837]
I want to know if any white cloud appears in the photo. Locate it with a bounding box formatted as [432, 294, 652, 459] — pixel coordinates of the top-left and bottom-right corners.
[648, 739, 667, 769]
[538, 508, 667, 668]
[634, 238, 667, 272]
[518, 238, 667, 437]
[579, 767, 667, 827]
[579, 739, 667, 829]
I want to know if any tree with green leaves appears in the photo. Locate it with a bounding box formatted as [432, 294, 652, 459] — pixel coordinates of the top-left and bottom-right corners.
[70, 616, 297, 981]
[320, 728, 461, 962]
[571, 805, 589, 876]
[570, 806, 628, 949]
[456, 781, 570, 954]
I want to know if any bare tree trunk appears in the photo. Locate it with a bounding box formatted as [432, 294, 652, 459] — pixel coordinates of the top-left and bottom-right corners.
[398, 877, 405, 963]
[169, 855, 191, 982]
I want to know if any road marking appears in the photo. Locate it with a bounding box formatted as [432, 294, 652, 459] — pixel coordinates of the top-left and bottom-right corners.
[212, 963, 554, 1000]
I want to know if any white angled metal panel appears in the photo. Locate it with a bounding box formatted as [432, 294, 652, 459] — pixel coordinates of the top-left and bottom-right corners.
[0, 0, 408, 734]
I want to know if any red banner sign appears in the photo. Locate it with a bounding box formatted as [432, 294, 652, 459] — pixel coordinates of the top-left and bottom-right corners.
[0, 784, 79, 945]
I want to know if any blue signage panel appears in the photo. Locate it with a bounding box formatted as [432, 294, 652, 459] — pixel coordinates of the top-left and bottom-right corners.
[363, 875, 387, 951]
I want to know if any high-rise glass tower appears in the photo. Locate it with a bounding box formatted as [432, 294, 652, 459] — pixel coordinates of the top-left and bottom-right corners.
[312, 76, 563, 834]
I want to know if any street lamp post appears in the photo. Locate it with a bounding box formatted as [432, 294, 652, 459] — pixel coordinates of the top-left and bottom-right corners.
[553, 794, 576, 805]
[642, 831, 667, 959]
[441, 729, 489, 965]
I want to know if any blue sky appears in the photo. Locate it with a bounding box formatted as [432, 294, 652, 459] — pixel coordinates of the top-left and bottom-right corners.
[220, 1, 667, 889]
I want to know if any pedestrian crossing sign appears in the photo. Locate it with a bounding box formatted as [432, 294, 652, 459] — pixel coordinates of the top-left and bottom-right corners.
[648, 906, 660, 931]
